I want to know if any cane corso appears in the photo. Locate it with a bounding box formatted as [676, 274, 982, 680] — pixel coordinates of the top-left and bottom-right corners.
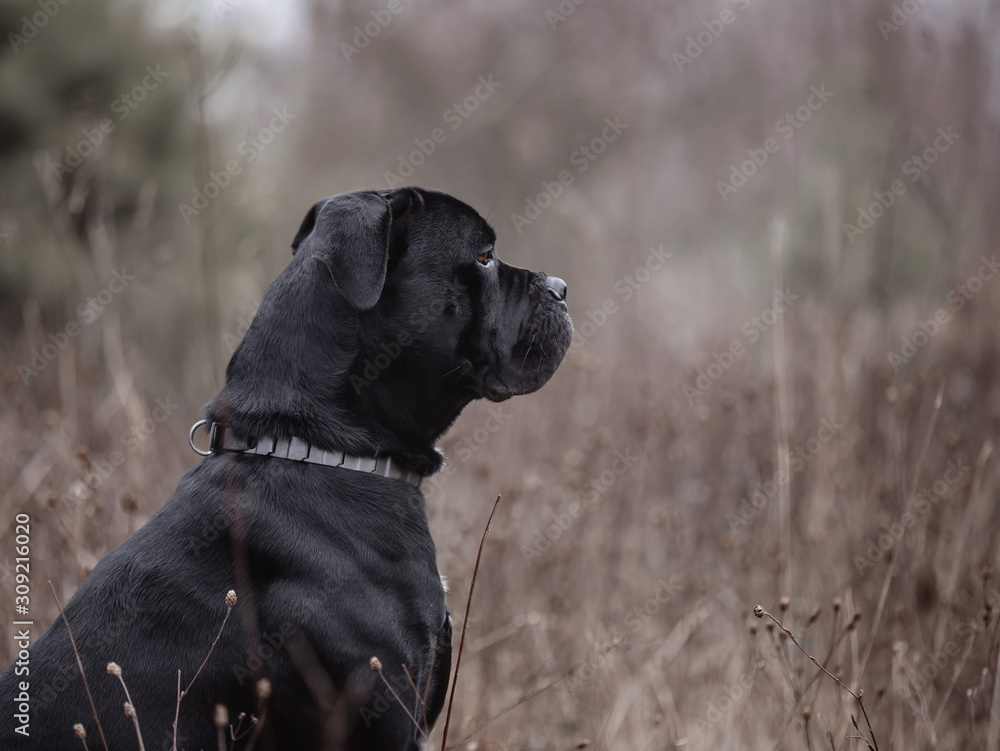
[0, 187, 572, 750]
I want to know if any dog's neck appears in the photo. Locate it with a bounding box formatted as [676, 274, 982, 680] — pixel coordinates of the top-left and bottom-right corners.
[357, 364, 476, 466]
[207, 369, 459, 479]
[206, 260, 470, 477]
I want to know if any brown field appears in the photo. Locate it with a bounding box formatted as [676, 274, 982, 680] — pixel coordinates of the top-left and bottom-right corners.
[2, 0, 999, 749]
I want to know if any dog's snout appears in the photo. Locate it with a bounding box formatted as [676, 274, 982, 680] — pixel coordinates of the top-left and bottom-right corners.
[544, 276, 568, 302]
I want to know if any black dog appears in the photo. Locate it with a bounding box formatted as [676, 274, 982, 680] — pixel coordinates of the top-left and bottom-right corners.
[1, 188, 572, 750]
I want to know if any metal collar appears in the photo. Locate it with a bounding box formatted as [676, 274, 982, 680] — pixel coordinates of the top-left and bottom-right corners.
[188, 420, 422, 487]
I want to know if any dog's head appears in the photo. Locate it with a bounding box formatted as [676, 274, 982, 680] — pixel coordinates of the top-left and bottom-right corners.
[211, 187, 572, 475]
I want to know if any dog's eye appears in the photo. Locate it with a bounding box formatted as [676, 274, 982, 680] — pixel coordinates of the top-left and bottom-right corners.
[476, 250, 493, 266]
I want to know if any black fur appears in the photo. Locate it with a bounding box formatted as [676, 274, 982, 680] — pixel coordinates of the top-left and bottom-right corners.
[0, 187, 572, 750]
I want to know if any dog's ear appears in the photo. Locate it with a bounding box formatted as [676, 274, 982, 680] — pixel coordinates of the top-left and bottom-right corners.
[384, 188, 418, 261]
[299, 191, 420, 311]
[291, 200, 324, 254]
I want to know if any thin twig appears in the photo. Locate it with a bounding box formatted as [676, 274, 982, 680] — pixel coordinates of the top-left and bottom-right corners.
[401, 662, 430, 735]
[49, 581, 110, 751]
[107, 663, 145, 751]
[772, 614, 855, 748]
[174, 591, 237, 750]
[172, 670, 181, 751]
[244, 678, 271, 751]
[449, 670, 570, 748]
[755, 606, 880, 751]
[245, 707, 267, 751]
[850, 715, 876, 751]
[440, 495, 502, 751]
[369, 657, 423, 734]
[402, 663, 420, 705]
[421, 635, 438, 733]
[184, 601, 235, 695]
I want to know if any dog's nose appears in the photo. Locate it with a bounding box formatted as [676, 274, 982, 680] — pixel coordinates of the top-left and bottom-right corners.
[544, 276, 568, 302]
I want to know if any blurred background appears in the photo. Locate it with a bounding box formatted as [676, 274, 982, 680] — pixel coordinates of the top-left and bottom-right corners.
[2, 0, 1000, 748]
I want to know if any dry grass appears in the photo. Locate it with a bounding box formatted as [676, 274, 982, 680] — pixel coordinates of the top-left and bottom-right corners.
[3, 0, 999, 747]
[2, 254, 998, 750]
